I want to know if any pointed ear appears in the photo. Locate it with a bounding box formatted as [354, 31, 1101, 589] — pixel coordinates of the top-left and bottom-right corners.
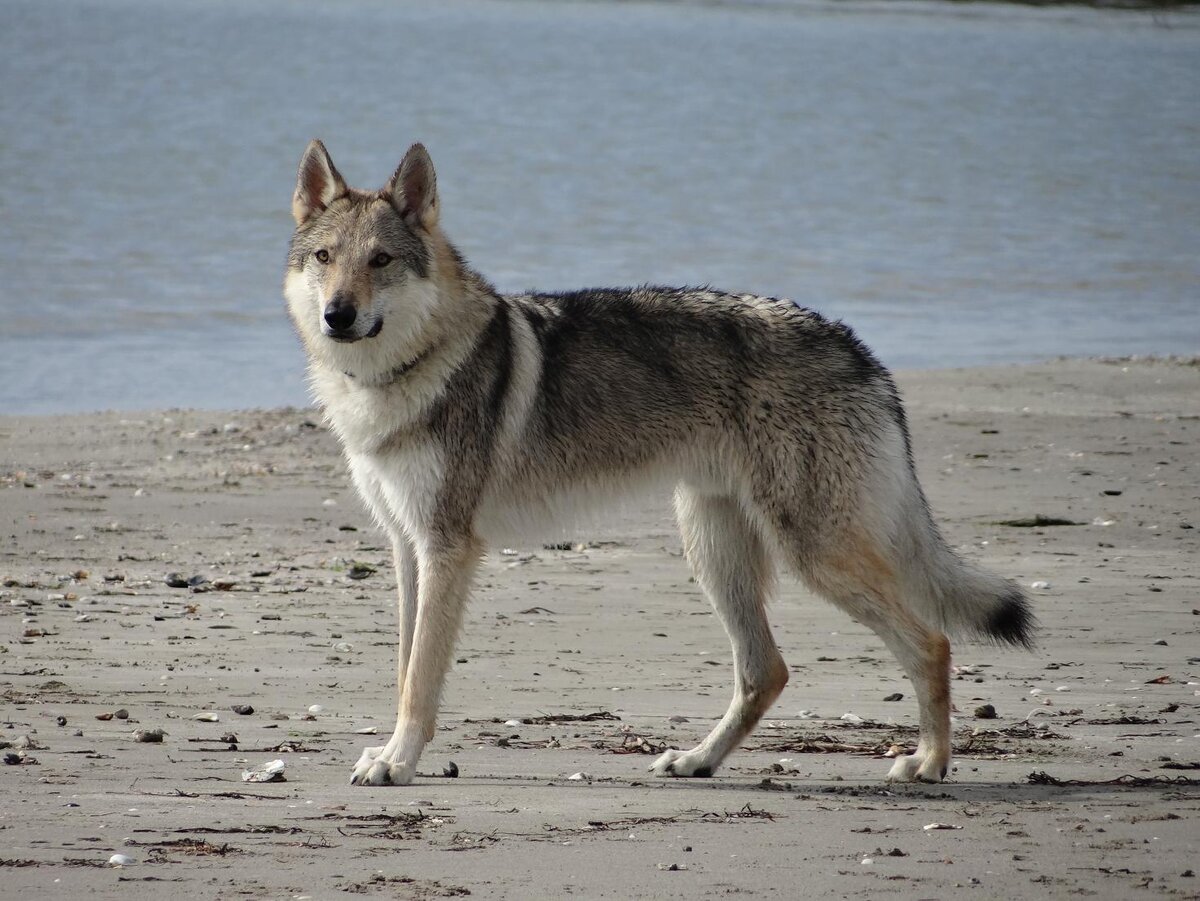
[292, 139, 347, 225]
[385, 143, 438, 229]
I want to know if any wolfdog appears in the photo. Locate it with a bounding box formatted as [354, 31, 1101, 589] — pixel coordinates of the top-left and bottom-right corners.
[284, 140, 1033, 787]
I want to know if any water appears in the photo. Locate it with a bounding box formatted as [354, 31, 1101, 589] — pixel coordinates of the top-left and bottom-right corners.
[1, 0, 1197, 414]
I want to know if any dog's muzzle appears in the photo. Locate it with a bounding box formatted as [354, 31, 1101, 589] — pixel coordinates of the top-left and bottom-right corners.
[323, 297, 382, 342]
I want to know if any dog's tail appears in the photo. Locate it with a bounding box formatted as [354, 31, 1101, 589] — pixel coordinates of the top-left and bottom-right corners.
[873, 421, 1036, 648]
[910, 534, 1036, 648]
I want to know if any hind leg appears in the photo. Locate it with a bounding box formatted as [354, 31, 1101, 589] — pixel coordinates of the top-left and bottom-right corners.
[820, 583, 953, 783]
[880, 625, 952, 783]
[651, 487, 788, 778]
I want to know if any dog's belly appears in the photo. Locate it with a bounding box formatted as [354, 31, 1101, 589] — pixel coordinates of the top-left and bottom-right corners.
[473, 461, 715, 548]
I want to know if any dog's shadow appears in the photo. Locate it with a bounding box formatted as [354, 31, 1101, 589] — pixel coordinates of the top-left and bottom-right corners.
[638, 773, 1200, 805]
[435, 772, 1198, 805]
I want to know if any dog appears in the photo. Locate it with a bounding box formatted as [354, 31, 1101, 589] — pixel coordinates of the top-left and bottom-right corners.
[284, 140, 1034, 786]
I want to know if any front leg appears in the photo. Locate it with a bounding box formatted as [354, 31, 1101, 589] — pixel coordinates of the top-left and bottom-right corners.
[352, 532, 418, 779]
[351, 534, 480, 786]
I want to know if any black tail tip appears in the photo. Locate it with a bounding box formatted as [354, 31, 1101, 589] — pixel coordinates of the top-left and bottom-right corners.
[988, 586, 1037, 649]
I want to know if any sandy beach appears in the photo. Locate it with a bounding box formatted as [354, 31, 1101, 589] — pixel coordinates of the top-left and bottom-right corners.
[1, 358, 1198, 899]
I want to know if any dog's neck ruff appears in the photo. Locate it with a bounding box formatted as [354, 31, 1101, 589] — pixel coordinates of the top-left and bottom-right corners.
[341, 349, 428, 388]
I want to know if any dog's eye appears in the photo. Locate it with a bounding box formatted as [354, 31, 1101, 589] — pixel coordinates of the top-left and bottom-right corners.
[314, 249, 330, 264]
[369, 252, 392, 268]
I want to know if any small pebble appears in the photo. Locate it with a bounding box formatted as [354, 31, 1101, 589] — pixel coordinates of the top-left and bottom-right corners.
[1030, 580, 1051, 590]
[974, 704, 998, 719]
[568, 772, 589, 781]
[107, 854, 135, 867]
[192, 712, 220, 722]
[883, 693, 904, 702]
[443, 761, 459, 778]
[231, 704, 254, 716]
[133, 728, 165, 743]
[307, 704, 323, 715]
[114, 708, 129, 720]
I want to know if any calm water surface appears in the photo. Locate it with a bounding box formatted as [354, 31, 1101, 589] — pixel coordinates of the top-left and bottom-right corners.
[1, 0, 1197, 413]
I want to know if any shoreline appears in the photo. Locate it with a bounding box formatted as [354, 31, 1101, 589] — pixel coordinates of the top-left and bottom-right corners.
[3, 354, 1196, 421]
[2, 357, 1198, 898]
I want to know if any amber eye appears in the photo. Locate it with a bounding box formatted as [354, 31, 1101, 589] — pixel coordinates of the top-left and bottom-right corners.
[314, 249, 330, 264]
[369, 251, 392, 268]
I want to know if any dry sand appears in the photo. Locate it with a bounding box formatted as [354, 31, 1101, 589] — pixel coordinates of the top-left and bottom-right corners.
[1, 358, 1198, 899]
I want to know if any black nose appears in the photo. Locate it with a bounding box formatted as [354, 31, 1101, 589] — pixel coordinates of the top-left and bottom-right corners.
[323, 299, 356, 331]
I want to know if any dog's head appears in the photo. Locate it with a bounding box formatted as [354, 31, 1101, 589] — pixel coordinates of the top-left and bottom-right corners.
[284, 140, 441, 356]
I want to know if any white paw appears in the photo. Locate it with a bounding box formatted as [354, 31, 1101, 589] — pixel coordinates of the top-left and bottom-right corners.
[350, 755, 416, 786]
[350, 745, 417, 786]
[649, 747, 716, 778]
[350, 724, 429, 787]
[886, 751, 949, 784]
[349, 730, 422, 786]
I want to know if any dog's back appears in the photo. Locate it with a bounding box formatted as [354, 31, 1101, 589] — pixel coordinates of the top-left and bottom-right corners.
[482, 285, 1031, 647]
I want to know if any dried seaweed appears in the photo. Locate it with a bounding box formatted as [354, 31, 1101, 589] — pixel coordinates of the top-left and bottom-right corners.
[1027, 770, 1200, 787]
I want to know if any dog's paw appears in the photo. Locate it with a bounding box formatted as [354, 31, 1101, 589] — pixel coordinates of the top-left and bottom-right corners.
[649, 747, 715, 778]
[886, 751, 949, 784]
[349, 744, 417, 786]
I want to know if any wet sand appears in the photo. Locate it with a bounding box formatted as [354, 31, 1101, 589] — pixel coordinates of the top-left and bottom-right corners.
[1, 358, 1198, 899]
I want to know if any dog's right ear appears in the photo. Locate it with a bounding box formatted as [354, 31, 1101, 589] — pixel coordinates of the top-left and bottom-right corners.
[292, 140, 347, 225]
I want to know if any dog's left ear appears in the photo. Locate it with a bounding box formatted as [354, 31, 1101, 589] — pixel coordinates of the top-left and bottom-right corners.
[386, 143, 439, 229]
[293, 139, 347, 225]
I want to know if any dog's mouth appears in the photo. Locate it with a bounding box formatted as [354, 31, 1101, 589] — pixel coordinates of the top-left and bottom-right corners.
[327, 319, 383, 343]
